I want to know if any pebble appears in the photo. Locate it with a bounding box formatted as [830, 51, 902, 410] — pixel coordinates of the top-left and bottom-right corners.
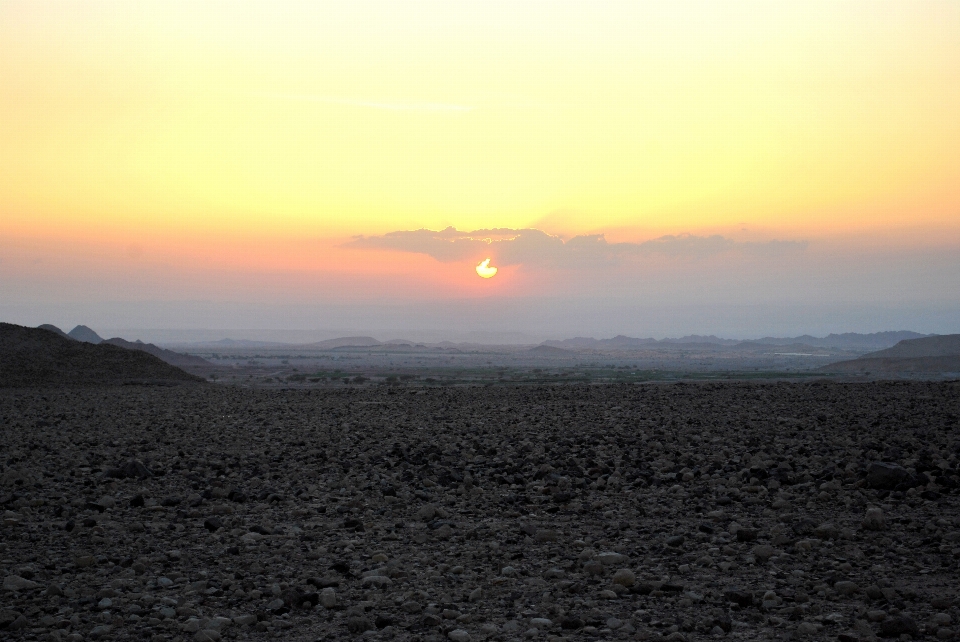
[1, 381, 957, 642]
[3, 575, 40, 591]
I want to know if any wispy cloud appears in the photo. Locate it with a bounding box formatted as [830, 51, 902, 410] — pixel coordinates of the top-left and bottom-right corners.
[344, 227, 808, 267]
[253, 92, 474, 113]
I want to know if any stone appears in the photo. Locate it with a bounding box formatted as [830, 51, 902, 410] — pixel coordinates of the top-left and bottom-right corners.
[752, 544, 776, 563]
[879, 615, 919, 638]
[866, 462, 911, 490]
[233, 614, 257, 626]
[862, 506, 886, 530]
[468, 587, 482, 602]
[612, 568, 636, 587]
[597, 551, 628, 565]
[813, 523, 839, 539]
[320, 587, 337, 608]
[402, 601, 422, 613]
[3, 575, 40, 592]
[530, 617, 552, 628]
[347, 616, 374, 633]
[797, 621, 821, 636]
[834, 581, 859, 596]
[203, 517, 223, 532]
[448, 629, 470, 642]
[534, 529, 558, 542]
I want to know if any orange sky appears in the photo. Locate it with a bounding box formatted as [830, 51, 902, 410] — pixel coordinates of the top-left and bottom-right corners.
[1, 2, 959, 335]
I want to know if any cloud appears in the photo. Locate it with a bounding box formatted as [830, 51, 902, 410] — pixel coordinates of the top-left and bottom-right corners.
[344, 227, 808, 266]
[253, 92, 473, 113]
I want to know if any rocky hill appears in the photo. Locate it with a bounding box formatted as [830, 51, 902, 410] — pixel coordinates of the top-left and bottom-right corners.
[0, 323, 204, 387]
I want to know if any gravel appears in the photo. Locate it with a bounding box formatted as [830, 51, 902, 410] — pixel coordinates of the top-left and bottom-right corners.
[1, 380, 958, 641]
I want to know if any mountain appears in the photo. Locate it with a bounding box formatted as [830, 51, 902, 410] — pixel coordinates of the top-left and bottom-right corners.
[751, 331, 930, 350]
[102, 337, 213, 368]
[821, 334, 960, 374]
[309, 336, 382, 349]
[861, 334, 960, 359]
[527, 345, 573, 355]
[37, 324, 73, 340]
[1, 323, 203, 387]
[67, 325, 103, 344]
[541, 331, 931, 352]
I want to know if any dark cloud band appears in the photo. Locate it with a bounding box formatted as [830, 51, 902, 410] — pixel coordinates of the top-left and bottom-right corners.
[344, 227, 807, 266]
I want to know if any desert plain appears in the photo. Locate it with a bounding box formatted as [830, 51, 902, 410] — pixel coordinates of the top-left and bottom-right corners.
[2, 379, 960, 642]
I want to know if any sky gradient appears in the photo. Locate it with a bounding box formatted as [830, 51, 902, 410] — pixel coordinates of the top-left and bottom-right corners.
[2, 2, 959, 339]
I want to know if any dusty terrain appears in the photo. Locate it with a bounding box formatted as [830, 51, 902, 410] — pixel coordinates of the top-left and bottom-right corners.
[2, 380, 959, 642]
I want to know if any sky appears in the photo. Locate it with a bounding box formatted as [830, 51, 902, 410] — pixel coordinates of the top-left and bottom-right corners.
[1, 1, 959, 341]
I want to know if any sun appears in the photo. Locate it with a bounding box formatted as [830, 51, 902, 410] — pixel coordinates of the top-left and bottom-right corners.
[475, 258, 498, 279]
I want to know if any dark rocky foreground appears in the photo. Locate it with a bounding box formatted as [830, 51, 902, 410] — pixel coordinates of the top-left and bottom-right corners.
[1, 381, 959, 642]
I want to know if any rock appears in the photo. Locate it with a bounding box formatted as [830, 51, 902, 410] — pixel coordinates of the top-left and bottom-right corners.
[320, 587, 337, 608]
[797, 621, 821, 636]
[835, 581, 859, 596]
[814, 523, 839, 539]
[862, 506, 886, 530]
[879, 615, 918, 638]
[233, 614, 257, 626]
[401, 601, 422, 613]
[89, 624, 112, 639]
[665, 535, 685, 547]
[534, 529, 558, 542]
[866, 462, 911, 490]
[530, 617, 552, 628]
[612, 568, 636, 587]
[119, 459, 153, 479]
[3, 575, 40, 591]
[195, 630, 221, 642]
[203, 517, 223, 532]
[347, 616, 374, 633]
[583, 560, 603, 576]
[448, 629, 471, 642]
[468, 587, 482, 602]
[724, 587, 753, 607]
[752, 545, 776, 563]
[561, 616, 583, 630]
[7, 614, 28, 630]
[597, 551, 628, 565]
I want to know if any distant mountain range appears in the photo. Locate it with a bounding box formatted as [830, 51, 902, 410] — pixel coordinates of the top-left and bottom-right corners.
[542, 331, 930, 351]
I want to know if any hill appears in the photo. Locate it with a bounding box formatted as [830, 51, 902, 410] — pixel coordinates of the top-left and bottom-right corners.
[102, 337, 213, 368]
[37, 324, 73, 340]
[861, 334, 960, 359]
[0, 323, 204, 387]
[821, 334, 960, 374]
[309, 336, 382, 349]
[67, 324, 103, 343]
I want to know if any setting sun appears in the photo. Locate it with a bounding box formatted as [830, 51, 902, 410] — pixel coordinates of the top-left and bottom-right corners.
[475, 258, 498, 279]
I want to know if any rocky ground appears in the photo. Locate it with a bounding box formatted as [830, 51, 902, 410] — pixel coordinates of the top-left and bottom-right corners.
[1, 380, 959, 642]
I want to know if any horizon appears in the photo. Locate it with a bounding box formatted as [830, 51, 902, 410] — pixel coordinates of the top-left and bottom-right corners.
[2, 2, 959, 335]
[17, 321, 942, 348]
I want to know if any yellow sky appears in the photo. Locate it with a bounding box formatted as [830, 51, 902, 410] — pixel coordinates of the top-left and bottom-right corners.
[2, 1, 959, 244]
